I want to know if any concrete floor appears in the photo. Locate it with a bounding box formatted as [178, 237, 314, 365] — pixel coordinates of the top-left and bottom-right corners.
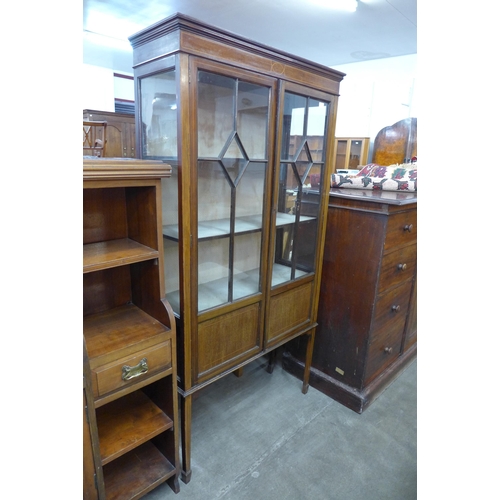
[145, 354, 417, 500]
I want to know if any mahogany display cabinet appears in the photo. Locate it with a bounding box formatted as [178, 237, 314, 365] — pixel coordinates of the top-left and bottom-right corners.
[129, 13, 344, 482]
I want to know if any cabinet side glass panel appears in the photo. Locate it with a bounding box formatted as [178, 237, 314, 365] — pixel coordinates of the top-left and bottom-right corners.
[139, 71, 177, 159]
[272, 93, 328, 287]
[137, 70, 180, 313]
[197, 70, 270, 312]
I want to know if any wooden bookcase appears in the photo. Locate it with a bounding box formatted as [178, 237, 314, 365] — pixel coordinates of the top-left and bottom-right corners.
[129, 13, 344, 483]
[83, 158, 180, 499]
[333, 137, 370, 171]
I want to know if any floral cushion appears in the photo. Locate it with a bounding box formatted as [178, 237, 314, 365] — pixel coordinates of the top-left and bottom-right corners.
[331, 163, 417, 192]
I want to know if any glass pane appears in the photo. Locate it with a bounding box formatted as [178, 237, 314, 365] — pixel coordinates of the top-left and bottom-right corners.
[198, 237, 230, 311]
[198, 71, 236, 158]
[281, 93, 308, 161]
[237, 82, 269, 159]
[198, 160, 232, 235]
[235, 162, 266, 220]
[272, 92, 329, 287]
[233, 232, 261, 300]
[139, 70, 177, 158]
[162, 165, 180, 314]
[306, 99, 327, 164]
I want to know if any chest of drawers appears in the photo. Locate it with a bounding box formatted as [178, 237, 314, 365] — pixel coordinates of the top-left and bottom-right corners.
[283, 188, 417, 412]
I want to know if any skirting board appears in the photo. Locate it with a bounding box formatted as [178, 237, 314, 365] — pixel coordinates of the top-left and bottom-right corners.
[282, 343, 417, 414]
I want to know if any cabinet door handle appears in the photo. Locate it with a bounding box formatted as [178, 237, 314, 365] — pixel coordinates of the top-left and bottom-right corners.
[122, 358, 148, 381]
[398, 263, 407, 271]
[391, 305, 401, 312]
[404, 224, 413, 232]
[384, 347, 393, 354]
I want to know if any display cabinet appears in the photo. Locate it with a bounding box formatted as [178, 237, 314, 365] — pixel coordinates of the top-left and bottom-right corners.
[282, 188, 417, 413]
[333, 137, 369, 171]
[129, 13, 344, 483]
[83, 158, 180, 499]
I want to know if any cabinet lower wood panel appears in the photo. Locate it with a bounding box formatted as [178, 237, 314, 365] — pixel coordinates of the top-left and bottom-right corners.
[196, 303, 261, 381]
[283, 189, 417, 413]
[268, 281, 313, 343]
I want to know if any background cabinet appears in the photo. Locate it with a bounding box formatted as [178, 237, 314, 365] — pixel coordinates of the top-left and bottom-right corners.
[83, 158, 180, 498]
[130, 13, 344, 483]
[333, 137, 369, 171]
[83, 110, 136, 158]
[283, 188, 417, 413]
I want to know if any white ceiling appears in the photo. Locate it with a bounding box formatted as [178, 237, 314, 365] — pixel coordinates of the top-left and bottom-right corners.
[83, 0, 417, 74]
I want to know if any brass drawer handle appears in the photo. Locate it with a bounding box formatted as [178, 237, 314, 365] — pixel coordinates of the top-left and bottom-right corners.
[384, 347, 393, 354]
[398, 263, 407, 271]
[391, 305, 401, 312]
[404, 224, 413, 232]
[122, 358, 148, 381]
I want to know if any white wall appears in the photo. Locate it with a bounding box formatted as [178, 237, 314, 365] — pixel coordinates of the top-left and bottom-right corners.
[82, 64, 116, 111]
[332, 54, 417, 145]
[83, 64, 134, 111]
[83, 55, 417, 157]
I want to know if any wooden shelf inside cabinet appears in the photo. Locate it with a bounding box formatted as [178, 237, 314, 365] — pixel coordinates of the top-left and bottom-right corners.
[97, 390, 173, 465]
[103, 442, 177, 500]
[83, 239, 159, 273]
[163, 213, 315, 241]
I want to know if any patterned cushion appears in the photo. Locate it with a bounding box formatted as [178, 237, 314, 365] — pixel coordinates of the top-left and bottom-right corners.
[331, 163, 417, 192]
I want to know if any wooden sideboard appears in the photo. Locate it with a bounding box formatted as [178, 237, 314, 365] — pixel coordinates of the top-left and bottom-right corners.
[83, 110, 136, 158]
[283, 188, 417, 413]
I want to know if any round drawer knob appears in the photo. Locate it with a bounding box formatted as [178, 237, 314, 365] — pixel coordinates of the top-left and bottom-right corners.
[398, 263, 407, 271]
[384, 347, 393, 354]
[391, 305, 401, 312]
[404, 224, 413, 232]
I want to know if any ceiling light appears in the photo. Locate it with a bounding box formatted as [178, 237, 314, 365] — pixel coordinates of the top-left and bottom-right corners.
[308, 0, 358, 12]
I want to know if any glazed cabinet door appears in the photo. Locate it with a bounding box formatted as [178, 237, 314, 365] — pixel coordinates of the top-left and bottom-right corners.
[193, 62, 276, 381]
[266, 83, 336, 346]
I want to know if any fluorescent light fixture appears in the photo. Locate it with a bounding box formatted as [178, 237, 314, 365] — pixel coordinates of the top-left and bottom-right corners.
[309, 0, 358, 12]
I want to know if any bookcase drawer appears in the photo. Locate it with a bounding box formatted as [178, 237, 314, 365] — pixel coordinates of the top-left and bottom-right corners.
[92, 340, 172, 398]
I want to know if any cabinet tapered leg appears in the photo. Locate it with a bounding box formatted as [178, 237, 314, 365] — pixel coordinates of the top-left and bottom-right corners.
[180, 394, 192, 484]
[302, 329, 316, 394]
[267, 349, 277, 374]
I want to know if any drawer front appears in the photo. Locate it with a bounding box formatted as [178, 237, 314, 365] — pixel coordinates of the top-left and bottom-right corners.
[365, 282, 413, 383]
[378, 244, 417, 293]
[365, 317, 404, 384]
[92, 340, 172, 398]
[384, 209, 417, 250]
[372, 280, 413, 334]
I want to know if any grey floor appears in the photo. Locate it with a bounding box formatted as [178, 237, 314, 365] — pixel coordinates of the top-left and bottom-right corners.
[145, 354, 417, 500]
